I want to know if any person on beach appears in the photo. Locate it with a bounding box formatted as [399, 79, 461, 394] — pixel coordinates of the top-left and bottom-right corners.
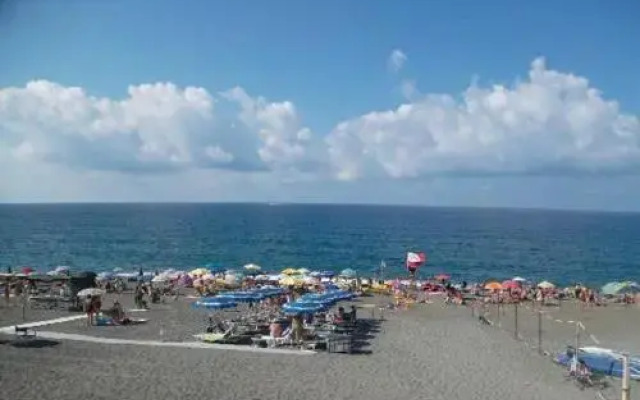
[291, 315, 304, 342]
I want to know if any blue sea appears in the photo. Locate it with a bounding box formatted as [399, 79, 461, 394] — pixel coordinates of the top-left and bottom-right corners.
[1, 203, 639, 286]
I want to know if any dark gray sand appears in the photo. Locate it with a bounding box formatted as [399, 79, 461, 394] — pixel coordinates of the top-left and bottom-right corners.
[0, 295, 600, 400]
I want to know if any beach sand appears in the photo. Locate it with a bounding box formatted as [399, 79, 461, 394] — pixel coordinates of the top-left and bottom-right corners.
[0, 293, 604, 400]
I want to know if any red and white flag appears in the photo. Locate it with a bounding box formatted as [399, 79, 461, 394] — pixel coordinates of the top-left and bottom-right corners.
[406, 252, 426, 273]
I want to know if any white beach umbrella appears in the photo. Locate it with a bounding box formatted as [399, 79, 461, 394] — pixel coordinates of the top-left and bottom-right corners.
[537, 281, 555, 289]
[243, 263, 261, 272]
[512, 277, 527, 282]
[77, 288, 104, 297]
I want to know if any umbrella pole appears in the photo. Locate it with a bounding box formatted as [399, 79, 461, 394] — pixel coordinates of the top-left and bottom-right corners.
[621, 353, 630, 400]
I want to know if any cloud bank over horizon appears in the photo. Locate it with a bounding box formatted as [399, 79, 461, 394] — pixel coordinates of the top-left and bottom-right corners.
[1, 56, 639, 207]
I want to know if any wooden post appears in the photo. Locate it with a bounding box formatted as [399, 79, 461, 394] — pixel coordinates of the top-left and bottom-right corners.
[514, 303, 519, 339]
[537, 310, 542, 354]
[622, 353, 631, 400]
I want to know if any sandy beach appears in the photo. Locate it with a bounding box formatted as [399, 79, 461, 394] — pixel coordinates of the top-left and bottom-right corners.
[1, 293, 624, 400]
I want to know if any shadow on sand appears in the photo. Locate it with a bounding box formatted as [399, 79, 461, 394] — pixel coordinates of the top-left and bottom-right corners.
[9, 339, 60, 348]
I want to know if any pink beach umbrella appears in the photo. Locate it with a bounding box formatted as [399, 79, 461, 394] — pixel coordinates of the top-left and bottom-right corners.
[502, 280, 520, 290]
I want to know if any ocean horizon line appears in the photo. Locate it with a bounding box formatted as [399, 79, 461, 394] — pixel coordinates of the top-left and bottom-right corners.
[0, 201, 638, 215]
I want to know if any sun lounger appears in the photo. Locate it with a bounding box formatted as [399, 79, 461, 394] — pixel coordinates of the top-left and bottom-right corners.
[14, 325, 36, 338]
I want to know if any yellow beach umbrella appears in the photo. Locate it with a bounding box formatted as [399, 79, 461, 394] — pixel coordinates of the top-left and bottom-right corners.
[280, 276, 298, 286]
[189, 268, 210, 277]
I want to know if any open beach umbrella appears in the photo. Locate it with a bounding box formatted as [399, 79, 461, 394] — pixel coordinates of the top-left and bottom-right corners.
[77, 288, 104, 297]
[434, 274, 450, 281]
[192, 300, 237, 310]
[537, 281, 555, 289]
[501, 280, 520, 290]
[484, 282, 503, 291]
[512, 276, 527, 282]
[297, 268, 310, 275]
[243, 263, 261, 273]
[279, 276, 299, 286]
[340, 268, 357, 278]
[601, 282, 621, 296]
[612, 281, 640, 295]
[281, 268, 299, 275]
[189, 268, 210, 277]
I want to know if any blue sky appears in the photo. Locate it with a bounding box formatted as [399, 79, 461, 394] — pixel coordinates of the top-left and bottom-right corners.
[1, 0, 639, 210]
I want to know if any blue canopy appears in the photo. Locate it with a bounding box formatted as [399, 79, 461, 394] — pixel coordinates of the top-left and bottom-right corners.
[555, 349, 640, 380]
[192, 301, 237, 310]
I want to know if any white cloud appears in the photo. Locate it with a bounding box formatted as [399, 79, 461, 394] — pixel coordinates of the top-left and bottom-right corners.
[1, 57, 639, 207]
[327, 57, 640, 180]
[388, 49, 407, 72]
[221, 86, 321, 172]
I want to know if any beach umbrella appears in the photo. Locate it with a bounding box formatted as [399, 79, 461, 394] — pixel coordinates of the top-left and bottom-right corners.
[340, 268, 357, 278]
[512, 276, 527, 282]
[243, 263, 261, 273]
[189, 268, 210, 277]
[279, 276, 299, 286]
[281, 268, 299, 275]
[77, 288, 104, 297]
[97, 271, 114, 280]
[612, 281, 640, 295]
[501, 280, 520, 290]
[192, 301, 237, 310]
[484, 281, 503, 291]
[601, 282, 622, 296]
[112, 267, 124, 273]
[537, 281, 555, 289]
[319, 270, 335, 278]
[54, 266, 70, 273]
[434, 274, 450, 281]
[297, 268, 310, 275]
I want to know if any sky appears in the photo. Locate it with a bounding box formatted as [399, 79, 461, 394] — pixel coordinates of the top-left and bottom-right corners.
[0, 0, 639, 210]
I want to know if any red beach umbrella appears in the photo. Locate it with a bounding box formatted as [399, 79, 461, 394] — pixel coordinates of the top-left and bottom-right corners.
[21, 266, 34, 275]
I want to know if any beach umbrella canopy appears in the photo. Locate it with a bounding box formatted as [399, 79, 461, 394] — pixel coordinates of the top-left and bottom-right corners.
[484, 282, 503, 291]
[192, 301, 237, 310]
[607, 281, 640, 295]
[77, 288, 104, 297]
[243, 263, 261, 272]
[297, 268, 310, 275]
[537, 281, 555, 289]
[434, 274, 450, 281]
[501, 280, 520, 290]
[319, 270, 335, 277]
[601, 282, 622, 296]
[340, 268, 357, 278]
[279, 276, 300, 286]
[281, 268, 299, 275]
[97, 271, 114, 280]
[512, 276, 527, 282]
[189, 268, 210, 277]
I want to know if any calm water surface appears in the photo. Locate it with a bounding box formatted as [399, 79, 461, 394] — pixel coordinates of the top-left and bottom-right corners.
[1, 203, 639, 286]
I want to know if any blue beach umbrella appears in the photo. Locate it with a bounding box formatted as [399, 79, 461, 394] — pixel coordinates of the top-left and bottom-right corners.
[192, 301, 237, 310]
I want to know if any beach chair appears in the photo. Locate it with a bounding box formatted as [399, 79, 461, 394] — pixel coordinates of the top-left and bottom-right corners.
[14, 325, 36, 339]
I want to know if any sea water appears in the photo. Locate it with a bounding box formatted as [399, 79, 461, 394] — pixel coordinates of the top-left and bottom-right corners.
[1, 203, 639, 286]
